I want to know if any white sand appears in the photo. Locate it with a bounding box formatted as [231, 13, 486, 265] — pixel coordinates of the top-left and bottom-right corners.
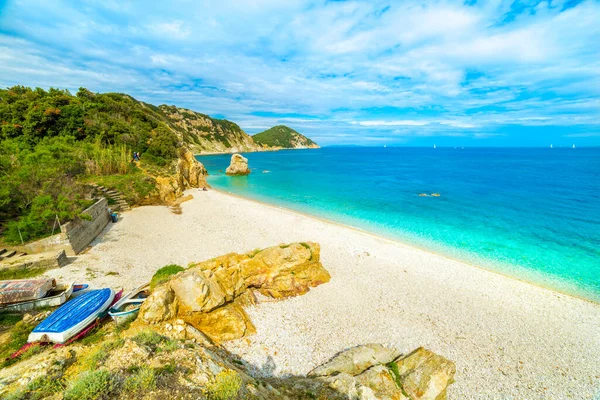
[45, 189, 600, 399]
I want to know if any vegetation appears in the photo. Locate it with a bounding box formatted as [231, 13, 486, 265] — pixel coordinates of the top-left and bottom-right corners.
[252, 125, 317, 148]
[150, 264, 185, 289]
[123, 366, 157, 393]
[63, 369, 116, 400]
[0, 266, 47, 281]
[0, 321, 36, 367]
[206, 369, 243, 400]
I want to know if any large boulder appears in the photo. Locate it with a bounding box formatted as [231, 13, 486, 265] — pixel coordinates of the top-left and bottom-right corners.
[226, 153, 250, 175]
[309, 345, 455, 400]
[139, 242, 330, 342]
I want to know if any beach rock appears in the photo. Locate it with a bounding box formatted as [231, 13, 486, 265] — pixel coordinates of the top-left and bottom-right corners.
[242, 242, 331, 299]
[392, 347, 456, 400]
[105, 339, 151, 371]
[140, 285, 178, 324]
[356, 365, 407, 400]
[183, 302, 256, 342]
[226, 153, 250, 175]
[309, 344, 401, 377]
[140, 242, 330, 342]
[170, 270, 229, 313]
[155, 175, 180, 204]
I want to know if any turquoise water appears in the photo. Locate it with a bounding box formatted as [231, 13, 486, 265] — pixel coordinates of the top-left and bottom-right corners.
[198, 147, 600, 302]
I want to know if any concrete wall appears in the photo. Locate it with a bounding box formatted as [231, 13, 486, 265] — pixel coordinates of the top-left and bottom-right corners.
[62, 198, 111, 254]
[15, 198, 111, 256]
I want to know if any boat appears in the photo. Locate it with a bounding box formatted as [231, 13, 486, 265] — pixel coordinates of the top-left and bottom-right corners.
[433, 144, 436, 149]
[108, 283, 150, 325]
[28, 288, 115, 344]
[73, 283, 89, 293]
[550, 144, 553, 149]
[0, 279, 55, 305]
[1, 282, 74, 312]
[573, 144, 576, 149]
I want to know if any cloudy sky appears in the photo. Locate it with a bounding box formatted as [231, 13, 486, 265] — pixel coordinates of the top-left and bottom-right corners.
[0, 0, 598, 146]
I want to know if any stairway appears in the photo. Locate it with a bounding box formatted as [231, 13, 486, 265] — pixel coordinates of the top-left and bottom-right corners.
[0, 248, 27, 262]
[89, 184, 131, 212]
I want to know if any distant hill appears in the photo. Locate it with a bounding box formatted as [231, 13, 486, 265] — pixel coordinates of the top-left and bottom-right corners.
[252, 125, 319, 149]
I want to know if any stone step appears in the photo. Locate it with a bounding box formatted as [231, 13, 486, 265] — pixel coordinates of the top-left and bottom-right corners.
[0, 248, 7, 256]
[3, 250, 16, 258]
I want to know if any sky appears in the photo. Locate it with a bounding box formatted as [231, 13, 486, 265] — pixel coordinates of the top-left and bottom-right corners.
[0, 0, 599, 146]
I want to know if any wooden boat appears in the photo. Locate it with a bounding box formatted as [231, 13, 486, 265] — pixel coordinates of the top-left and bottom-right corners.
[1, 282, 74, 312]
[0, 279, 55, 305]
[28, 288, 115, 344]
[108, 283, 149, 325]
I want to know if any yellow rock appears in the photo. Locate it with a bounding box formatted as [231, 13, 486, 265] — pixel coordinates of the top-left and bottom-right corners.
[183, 302, 256, 342]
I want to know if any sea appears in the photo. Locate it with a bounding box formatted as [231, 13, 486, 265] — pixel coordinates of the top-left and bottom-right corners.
[197, 147, 600, 302]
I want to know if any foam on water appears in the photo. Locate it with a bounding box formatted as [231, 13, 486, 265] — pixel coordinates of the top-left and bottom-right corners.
[198, 147, 600, 302]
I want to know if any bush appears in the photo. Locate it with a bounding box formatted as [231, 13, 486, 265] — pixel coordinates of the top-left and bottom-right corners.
[124, 366, 156, 393]
[63, 369, 116, 400]
[150, 264, 184, 289]
[206, 369, 243, 400]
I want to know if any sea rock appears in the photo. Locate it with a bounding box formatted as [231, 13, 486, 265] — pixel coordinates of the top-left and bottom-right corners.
[309, 344, 401, 377]
[392, 347, 456, 400]
[141, 242, 330, 342]
[226, 153, 250, 175]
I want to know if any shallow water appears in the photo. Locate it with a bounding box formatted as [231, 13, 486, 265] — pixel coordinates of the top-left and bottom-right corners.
[198, 147, 600, 302]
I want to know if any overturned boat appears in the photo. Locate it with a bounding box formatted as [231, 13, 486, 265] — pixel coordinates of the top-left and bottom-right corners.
[28, 288, 115, 344]
[1, 282, 74, 312]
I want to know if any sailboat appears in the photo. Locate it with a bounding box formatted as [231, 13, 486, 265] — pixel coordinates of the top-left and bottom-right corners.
[572, 144, 576, 149]
[384, 144, 386, 148]
[433, 144, 436, 149]
[550, 144, 553, 149]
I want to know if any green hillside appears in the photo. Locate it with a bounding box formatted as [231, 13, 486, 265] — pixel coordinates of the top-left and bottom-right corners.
[252, 125, 318, 148]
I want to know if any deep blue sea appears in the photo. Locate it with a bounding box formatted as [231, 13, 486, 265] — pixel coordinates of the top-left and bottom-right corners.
[198, 147, 600, 302]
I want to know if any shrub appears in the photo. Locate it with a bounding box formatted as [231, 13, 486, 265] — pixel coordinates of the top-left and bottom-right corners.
[63, 369, 116, 400]
[206, 369, 243, 400]
[150, 264, 184, 289]
[124, 366, 156, 393]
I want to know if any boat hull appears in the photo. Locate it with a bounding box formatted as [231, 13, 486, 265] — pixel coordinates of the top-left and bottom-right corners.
[28, 288, 115, 344]
[2, 283, 74, 312]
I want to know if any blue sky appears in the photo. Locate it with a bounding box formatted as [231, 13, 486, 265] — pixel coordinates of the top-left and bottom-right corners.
[0, 0, 599, 146]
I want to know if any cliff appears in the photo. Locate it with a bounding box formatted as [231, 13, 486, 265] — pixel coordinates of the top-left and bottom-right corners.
[252, 125, 319, 149]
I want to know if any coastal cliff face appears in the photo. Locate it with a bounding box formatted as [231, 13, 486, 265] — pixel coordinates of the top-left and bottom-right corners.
[158, 105, 261, 154]
[152, 149, 209, 204]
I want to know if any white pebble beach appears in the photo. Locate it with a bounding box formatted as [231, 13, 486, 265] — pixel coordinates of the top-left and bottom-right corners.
[45, 188, 600, 399]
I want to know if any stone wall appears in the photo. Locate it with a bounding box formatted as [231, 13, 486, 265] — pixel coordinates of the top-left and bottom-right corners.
[61, 198, 111, 254]
[15, 198, 111, 256]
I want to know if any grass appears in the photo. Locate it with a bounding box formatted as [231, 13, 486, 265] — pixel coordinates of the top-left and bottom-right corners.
[0, 267, 47, 281]
[300, 242, 313, 261]
[206, 369, 243, 400]
[0, 312, 22, 328]
[91, 169, 156, 205]
[386, 361, 409, 398]
[63, 369, 116, 400]
[247, 248, 262, 258]
[105, 271, 119, 276]
[0, 321, 36, 367]
[124, 366, 157, 393]
[150, 264, 184, 289]
[131, 330, 176, 352]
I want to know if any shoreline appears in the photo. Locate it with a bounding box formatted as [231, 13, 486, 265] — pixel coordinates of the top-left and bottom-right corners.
[196, 146, 320, 156]
[208, 187, 599, 306]
[44, 188, 600, 398]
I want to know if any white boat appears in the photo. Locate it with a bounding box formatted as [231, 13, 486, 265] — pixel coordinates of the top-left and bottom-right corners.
[1, 282, 74, 312]
[433, 144, 436, 149]
[573, 144, 576, 149]
[108, 283, 150, 325]
[550, 144, 553, 148]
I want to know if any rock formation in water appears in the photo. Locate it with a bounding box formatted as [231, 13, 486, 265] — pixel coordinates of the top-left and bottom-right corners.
[225, 153, 251, 175]
[139, 242, 330, 342]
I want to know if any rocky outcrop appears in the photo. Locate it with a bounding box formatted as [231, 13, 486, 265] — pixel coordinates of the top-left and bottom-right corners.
[312, 345, 456, 400]
[139, 242, 330, 342]
[225, 153, 250, 175]
[154, 149, 208, 204]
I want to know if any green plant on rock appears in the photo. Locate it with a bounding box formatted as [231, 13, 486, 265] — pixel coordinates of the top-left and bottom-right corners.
[150, 264, 184, 289]
[206, 369, 243, 400]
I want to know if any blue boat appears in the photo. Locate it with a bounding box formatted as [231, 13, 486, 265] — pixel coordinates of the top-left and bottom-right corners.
[28, 288, 115, 344]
